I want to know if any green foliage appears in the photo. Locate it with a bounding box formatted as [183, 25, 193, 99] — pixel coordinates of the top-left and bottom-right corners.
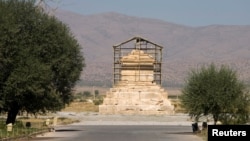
[0, 0, 84, 123]
[14, 120, 24, 128]
[83, 91, 92, 97]
[93, 99, 103, 105]
[180, 63, 250, 125]
[0, 119, 5, 129]
[94, 90, 99, 96]
[73, 91, 93, 102]
[0, 119, 48, 139]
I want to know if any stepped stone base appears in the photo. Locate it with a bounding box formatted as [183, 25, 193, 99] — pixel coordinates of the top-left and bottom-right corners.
[99, 81, 175, 115]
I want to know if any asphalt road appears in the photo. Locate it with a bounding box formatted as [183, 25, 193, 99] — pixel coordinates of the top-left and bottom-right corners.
[30, 125, 203, 141]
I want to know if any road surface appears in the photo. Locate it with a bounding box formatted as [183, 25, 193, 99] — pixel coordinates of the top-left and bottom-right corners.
[30, 125, 203, 141]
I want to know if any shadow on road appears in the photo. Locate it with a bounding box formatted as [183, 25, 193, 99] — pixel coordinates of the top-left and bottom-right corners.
[55, 129, 83, 132]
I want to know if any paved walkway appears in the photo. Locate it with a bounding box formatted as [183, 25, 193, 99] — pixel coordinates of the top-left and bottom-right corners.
[54, 112, 211, 126]
[32, 112, 206, 141]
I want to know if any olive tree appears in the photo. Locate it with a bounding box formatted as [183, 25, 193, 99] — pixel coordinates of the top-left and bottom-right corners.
[0, 0, 84, 124]
[180, 63, 250, 125]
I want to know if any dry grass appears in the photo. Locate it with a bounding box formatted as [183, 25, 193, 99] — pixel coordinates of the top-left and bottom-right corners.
[18, 118, 45, 128]
[62, 100, 186, 114]
[68, 87, 184, 113]
[19, 117, 79, 128]
[170, 99, 186, 113]
[197, 129, 208, 141]
[167, 88, 186, 113]
[62, 102, 99, 112]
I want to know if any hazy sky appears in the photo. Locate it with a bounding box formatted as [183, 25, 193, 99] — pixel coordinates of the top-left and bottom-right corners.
[49, 0, 250, 26]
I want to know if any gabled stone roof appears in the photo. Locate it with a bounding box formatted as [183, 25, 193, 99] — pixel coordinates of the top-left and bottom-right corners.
[121, 50, 155, 64]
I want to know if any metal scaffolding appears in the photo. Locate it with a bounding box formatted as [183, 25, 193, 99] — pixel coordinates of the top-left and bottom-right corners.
[113, 36, 163, 85]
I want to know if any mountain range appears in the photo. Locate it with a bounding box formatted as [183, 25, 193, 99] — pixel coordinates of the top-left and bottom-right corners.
[54, 10, 250, 87]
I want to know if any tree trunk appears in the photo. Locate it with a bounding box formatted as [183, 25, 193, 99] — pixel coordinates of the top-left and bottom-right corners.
[6, 103, 19, 125]
[213, 114, 218, 125]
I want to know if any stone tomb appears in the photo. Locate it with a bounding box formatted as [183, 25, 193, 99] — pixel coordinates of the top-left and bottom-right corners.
[99, 49, 174, 115]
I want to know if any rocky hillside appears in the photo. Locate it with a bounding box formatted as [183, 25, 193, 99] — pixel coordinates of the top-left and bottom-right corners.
[54, 10, 250, 87]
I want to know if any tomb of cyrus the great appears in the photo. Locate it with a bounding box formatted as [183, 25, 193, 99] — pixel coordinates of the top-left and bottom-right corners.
[99, 36, 174, 115]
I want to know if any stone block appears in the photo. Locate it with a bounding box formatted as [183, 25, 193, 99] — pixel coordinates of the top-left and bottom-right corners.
[99, 81, 174, 115]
